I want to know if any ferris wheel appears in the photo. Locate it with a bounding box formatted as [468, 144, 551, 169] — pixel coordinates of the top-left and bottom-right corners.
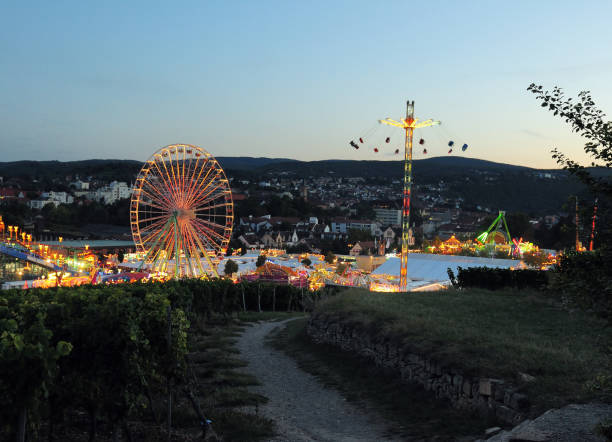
[131, 144, 234, 278]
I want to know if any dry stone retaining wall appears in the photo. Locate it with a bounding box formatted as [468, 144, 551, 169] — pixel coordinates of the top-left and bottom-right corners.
[307, 313, 530, 426]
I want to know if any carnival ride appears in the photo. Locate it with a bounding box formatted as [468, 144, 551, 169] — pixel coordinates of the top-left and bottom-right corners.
[0, 216, 103, 288]
[589, 198, 598, 251]
[474, 211, 538, 258]
[475, 211, 511, 246]
[240, 262, 308, 287]
[131, 144, 234, 278]
[350, 101, 471, 292]
[322, 263, 371, 289]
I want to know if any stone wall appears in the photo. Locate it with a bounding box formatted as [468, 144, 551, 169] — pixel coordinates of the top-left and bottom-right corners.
[307, 313, 530, 426]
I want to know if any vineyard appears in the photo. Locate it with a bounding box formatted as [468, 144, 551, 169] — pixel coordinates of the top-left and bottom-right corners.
[0, 279, 321, 441]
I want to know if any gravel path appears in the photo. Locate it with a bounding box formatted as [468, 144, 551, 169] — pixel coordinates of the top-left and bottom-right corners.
[236, 318, 398, 442]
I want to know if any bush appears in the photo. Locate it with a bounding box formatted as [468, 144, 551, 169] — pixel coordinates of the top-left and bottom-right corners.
[448, 267, 548, 291]
[549, 249, 612, 319]
[0, 284, 188, 440]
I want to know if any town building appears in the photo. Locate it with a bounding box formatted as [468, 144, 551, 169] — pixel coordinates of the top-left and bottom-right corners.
[374, 207, 401, 226]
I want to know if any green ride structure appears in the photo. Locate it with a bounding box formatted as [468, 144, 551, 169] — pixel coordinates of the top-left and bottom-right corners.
[476, 211, 512, 246]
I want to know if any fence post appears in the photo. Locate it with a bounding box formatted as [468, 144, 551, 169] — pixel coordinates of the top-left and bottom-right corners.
[17, 406, 26, 442]
[257, 283, 261, 312]
[241, 284, 246, 312]
[167, 305, 172, 441]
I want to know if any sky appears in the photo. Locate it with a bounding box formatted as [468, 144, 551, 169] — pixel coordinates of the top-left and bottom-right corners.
[1, 1, 612, 169]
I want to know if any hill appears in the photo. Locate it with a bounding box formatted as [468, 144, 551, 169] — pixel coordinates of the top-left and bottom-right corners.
[0, 159, 142, 184]
[0, 157, 606, 215]
[216, 157, 299, 170]
[257, 156, 530, 178]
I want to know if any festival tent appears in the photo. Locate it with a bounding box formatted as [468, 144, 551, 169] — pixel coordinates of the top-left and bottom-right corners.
[370, 253, 522, 283]
[216, 256, 258, 276]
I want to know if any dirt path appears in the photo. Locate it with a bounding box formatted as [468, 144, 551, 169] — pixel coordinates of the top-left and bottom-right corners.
[236, 318, 398, 442]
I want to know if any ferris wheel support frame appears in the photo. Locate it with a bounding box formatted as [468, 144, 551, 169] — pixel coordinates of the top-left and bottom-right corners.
[131, 144, 233, 279]
[380, 101, 440, 292]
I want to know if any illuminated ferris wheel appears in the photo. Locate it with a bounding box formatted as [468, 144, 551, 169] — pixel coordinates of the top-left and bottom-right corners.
[131, 144, 233, 278]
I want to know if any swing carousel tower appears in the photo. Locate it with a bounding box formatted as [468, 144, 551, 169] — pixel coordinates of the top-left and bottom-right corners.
[380, 101, 440, 292]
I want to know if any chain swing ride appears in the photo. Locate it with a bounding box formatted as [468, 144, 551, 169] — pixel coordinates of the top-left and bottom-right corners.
[350, 114, 468, 158]
[349, 101, 470, 292]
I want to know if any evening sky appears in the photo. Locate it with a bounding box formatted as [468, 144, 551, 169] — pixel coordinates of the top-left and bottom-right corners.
[1, 1, 611, 168]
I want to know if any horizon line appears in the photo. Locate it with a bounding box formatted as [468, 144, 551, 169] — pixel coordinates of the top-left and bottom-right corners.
[0, 155, 573, 171]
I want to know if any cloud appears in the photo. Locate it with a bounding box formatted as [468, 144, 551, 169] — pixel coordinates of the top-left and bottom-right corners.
[521, 129, 548, 139]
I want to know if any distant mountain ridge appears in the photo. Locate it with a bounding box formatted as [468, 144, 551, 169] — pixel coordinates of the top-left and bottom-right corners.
[1, 157, 605, 180]
[215, 157, 299, 170]
[0, 156, 536, 179]
[255, 156, 533, 178]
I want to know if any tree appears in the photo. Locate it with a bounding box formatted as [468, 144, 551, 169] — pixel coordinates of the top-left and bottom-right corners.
[256, 254, 266, 267]
[347, 228, 372, 243]
[324, 251, 336, 264]
[527, 84, 612, 197]
[224, 259, 239, 277]
[528, 84, 612, 247]
[301, 257, 312, 267]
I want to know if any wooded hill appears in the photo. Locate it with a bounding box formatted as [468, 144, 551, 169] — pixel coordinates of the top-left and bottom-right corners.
[0, 157, 607, 215]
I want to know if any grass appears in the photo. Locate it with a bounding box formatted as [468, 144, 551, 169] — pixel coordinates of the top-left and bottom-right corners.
[209, 410, 275, 441]
[269, 318, 492, 440]
[162, 315, 276, 441]
[237, 311, 306, 322]
[314, 287, 612, 414]
[213, 389, 269, 407]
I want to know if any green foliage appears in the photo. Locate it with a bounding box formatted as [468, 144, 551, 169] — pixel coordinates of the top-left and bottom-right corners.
[347, 228, 372, 243]
[324, 251, 336, 264]
[447, 267, 548, 290]
[234, 194, 343, 220]
[0, 159, 142, 187]
[594, 418, 612, 441]
[0, 283, 192, 439]
[528, 84, 612, 197]
[0, 292, 73, 438]
[224, 259, 239, 276]
[522, 252, 549, 268]
[301, 257, 312, 267]
[549, 249, 612, 319]
[44, 198, 131, 227]
[0, 278, 320, 439]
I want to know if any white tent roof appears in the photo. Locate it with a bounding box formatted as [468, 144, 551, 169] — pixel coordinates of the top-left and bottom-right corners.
[371, 253, 522, 282]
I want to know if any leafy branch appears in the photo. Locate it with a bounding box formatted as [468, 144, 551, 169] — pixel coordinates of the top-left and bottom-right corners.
[527, 84, 612, 196]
